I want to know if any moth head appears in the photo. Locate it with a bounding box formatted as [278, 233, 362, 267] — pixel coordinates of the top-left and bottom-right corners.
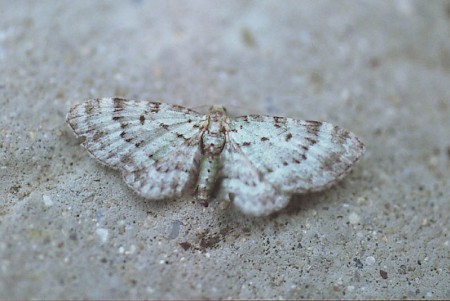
[208, 105, 227, 115]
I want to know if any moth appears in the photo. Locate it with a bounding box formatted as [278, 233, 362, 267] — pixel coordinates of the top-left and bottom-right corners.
[66, 98, 365, 216]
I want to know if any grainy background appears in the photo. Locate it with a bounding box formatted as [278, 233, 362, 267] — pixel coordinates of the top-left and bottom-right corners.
[1, 0, 449, 299]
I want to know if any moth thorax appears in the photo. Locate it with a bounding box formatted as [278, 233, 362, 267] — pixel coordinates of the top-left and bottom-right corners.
[202, 108, 227, 156]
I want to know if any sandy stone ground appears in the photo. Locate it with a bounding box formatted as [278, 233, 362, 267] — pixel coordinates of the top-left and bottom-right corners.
[1, 1, 449, 299]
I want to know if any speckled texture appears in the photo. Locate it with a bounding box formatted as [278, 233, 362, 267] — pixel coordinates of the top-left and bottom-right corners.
[1, 1, 449, 299]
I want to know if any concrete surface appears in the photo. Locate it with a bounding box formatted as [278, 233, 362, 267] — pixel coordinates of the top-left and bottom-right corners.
[1, 0, 449, 299]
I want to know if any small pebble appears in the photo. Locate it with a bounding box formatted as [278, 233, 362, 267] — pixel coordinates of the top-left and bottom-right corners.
[42, 195, 54, 207]
[348, 212, 361, 224]
[96, 228, 109, 243]
[365, 256, 376, 266]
